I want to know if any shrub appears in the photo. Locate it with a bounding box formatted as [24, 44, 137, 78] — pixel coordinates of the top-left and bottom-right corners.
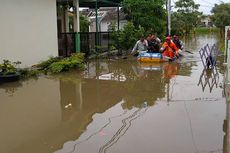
[0, 60, 21, 75]
[37, 56, 63, 70]
[37, 53, 85, 74]
[19, 68, 40, 78]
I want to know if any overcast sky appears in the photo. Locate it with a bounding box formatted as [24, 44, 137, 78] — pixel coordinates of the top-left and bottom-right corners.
[173, 0, 229, 15]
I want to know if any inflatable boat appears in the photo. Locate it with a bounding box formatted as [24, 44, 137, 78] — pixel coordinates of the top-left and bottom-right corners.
[137, 51, 177, 63]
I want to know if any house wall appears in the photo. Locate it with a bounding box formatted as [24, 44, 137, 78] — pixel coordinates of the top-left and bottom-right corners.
[91, 20, 128, 32]
[200, 17, 213, 27]
[100, 21, 110, 32]
[0, 0, 58, 67]
[119, 20, 128, 29]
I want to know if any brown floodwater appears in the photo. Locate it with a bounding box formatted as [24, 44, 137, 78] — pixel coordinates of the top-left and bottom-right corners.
[0, 34, 227, 153]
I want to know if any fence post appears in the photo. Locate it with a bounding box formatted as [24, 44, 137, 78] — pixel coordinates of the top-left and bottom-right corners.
[73, 0, 80, 52]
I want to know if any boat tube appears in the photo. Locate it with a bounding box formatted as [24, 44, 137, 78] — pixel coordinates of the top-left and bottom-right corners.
[137, 51, 177, 63]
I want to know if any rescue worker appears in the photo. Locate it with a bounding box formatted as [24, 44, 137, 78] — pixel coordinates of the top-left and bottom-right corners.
[160, 36, 179, 59]
[131, 36, 148, 55]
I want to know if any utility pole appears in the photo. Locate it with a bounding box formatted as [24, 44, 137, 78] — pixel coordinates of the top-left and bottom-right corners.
[167, 0, 171, 36]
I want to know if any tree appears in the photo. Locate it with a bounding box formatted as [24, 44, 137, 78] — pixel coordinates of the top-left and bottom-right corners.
[172, 0, 201, 35]
[110, 22, 144, 51]
[122, 0, 166, 35]
[69, 14, 90, 32]
[171, 13, 185, 35]
[79, 14, 90, 32]
[211, 3, 230, 32]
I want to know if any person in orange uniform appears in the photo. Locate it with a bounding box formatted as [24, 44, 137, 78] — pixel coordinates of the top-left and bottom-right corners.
[160, 36, 179, 59]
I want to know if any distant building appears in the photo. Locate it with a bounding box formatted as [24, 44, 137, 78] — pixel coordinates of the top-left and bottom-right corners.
[82, 7, 127, 32]
[200, 15, 213, 27]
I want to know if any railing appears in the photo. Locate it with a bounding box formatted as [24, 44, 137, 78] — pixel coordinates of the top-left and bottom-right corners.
[199, 44, 219, 70]
[58, 32, 114, 57]
[198, 44, 220, 92]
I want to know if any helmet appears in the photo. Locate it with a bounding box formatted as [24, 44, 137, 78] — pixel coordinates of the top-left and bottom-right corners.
[166, 36, 171, 40]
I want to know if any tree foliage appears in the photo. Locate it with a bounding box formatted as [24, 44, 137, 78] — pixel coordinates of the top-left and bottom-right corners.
[110, 22, 144, 51]
[69, 14, 90, 32]
[171, 0, 201, 35]
[211, 3, 230, 31]
[122, 0, 166, 34]
[80, 14, 90, 32]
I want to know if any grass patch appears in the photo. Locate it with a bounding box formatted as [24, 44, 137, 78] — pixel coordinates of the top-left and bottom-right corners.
[194, 27, 220, 34]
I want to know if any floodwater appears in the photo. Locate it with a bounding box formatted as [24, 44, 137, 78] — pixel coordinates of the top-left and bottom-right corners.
[0, 34, 227, 153]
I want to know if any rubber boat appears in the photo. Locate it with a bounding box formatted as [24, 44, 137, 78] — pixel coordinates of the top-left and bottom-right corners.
[137, 51, 177, 63]
[137, 50, 184, 63]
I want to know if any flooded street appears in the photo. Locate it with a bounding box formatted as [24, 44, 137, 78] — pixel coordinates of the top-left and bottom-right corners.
[0, 34, 226, 153]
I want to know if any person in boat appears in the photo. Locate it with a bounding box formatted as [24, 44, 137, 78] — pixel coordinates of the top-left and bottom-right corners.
[146, 33, 153, 42]
[172, 35, 183, 50]
[147, 35, 161, 53]
[160, 36, 179, 59]
[131, 36, 148, 55]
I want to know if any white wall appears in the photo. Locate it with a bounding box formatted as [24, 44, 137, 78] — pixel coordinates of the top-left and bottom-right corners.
[97, 20, 127, 32]
[0, 0, 58, 67]
[100, 21, 110, 32]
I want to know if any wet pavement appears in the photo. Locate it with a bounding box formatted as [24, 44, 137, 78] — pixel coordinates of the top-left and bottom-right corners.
[0, 34, 227, 153]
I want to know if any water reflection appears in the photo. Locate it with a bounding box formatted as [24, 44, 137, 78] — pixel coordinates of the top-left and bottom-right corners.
[0, 81, 22, 96]
[59, 80, 83, 121]
[55, 58, 194, 124]
[55, 56, 224, 153]
[83, 59, 193, 109]
[162, 62, 180, 83]
[54, 60, 191, 153]
[56, 58, 195, 122]
[198, 67, 219, 93]
[51, 60, 189, 152]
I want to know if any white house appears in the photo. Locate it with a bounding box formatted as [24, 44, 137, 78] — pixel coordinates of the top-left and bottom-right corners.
[84, 7, 127, 32]
[0, 0, 59, 67]
[200, 15, 213, 27]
